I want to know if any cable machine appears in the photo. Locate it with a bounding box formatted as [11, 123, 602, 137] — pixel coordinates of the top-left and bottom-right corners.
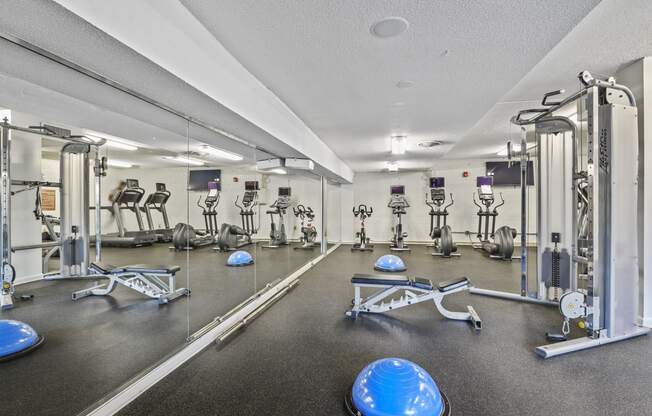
[470, 71, 650, 358]
[1, 119, 106, 309]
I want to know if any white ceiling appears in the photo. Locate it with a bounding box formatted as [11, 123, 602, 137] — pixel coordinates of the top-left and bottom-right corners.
[180, 0, 602, 171]
[449, 0, 652, 158]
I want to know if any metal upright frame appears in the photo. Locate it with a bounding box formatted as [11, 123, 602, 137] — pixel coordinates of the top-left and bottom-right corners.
[470, 71, 650, 357]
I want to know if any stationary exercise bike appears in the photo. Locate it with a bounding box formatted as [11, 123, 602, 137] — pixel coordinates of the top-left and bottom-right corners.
[472, 176, 517, 260]
[352, 204, 373, 252]
[388, 185, 410, 252]
[293, 204, 317, 250]
[425, 177, 459, 258]
[216, 181, 258, 252]
[262, 187, 290, 249]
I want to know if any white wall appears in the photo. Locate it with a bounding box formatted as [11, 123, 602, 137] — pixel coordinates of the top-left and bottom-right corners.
[617, 57, 652, 327]
[348, 160, 536, 244]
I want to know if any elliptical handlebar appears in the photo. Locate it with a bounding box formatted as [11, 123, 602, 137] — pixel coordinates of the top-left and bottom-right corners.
[472, 192, 482, 210]
[196, 195, 205, 210]
[443, 193, 455, 211]
[234, 194, 243, 211]
[493, 192, 505, 212]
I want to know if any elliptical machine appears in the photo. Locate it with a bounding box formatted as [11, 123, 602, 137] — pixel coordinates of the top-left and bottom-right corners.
[472, 176, 516, 260]
[388, 185, 410, 252]
[262, 187, 290, 249]
[425, 177, 459, 258]
[292, 204, 317, 250]
[172, 181, 219, 250]
[351, 204, 373, 252]
[216, 181, 258, 252]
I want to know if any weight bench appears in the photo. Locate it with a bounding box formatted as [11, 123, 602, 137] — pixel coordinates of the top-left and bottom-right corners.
[72, 262, 190, 304]
[345, 274, 482, 330]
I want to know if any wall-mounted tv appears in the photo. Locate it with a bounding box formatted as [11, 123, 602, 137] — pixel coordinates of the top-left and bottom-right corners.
[486, 162, 534, 186]
[188, 169, 221, 191]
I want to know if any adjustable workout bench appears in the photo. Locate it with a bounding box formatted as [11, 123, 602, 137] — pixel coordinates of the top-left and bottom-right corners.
[345, 274, 482, 330]
[72, 263, 190, 304]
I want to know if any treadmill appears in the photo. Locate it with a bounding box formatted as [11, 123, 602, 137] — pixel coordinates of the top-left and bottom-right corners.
[142, 183, 174, 242]
[99, 179, 158, 247]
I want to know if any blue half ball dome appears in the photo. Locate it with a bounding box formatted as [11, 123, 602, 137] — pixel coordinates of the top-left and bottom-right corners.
[374, 254, 406, 272]
[0, 320, 44, 361]
[347, 358, 449, 416]
[227, 250, 254, 267]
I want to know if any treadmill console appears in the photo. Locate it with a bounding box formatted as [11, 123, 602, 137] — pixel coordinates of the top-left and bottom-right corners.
[156, 183, 167, 192]
[477, 176, 494, 201]
[245, 181, 259, 191]
[429, 177, 445, 203]
[126, 178, 139, 189]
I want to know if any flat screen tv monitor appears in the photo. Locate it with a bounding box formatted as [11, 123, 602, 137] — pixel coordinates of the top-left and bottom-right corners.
[245, 181, 259, 191]
[188, 169, 221, 191]
[429, 177, 445, 188]
[126, 178, 139, 188]
[486, 161, 534, 186]
[155, 183, 166, 192]
[390, 185, 405, 195]
[278, 187, 291, 197]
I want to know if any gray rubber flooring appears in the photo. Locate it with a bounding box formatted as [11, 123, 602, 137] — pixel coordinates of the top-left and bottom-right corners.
[0, 242, 321, 416]
[119, 244, 652, 416]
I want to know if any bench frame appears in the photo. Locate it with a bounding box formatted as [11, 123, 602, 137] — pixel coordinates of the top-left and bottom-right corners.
[72, 263, 190, 304]
[346, 275, 482, 331]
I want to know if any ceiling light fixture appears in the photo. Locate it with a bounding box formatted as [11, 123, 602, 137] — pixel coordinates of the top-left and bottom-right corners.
[370, 17, 409, 38]
[269, 168, 287, 175]
[386, 161, 399, 172]
[106, 159, 133, 168]
[86, 133, 138, 151]
[391, 136, 407, 155]
[163, 156, 205, 166]
[200, 144, 243, 161]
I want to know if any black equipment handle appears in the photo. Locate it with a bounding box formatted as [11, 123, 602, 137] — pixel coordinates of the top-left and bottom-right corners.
[472, 192, 482, 210]
[443, 193, 455, 211]
[494, 192, 505, 212]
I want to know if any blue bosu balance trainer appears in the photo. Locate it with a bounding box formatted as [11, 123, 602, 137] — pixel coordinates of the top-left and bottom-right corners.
[345, 358, 450, 416]
[226, 250, 254, 267]
[0, 320, 45, 362]
[374, 254, 406, 273]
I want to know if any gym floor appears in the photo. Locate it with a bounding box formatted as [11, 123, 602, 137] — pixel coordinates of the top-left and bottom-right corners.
[116, 244, 652, 416]
[1, 242, 322, 416]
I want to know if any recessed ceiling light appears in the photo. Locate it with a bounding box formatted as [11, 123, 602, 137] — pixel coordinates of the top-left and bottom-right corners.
[386, 161, 399, 172]
[200, 144, 243, 161]
[396, 80, 415, 89]
[163, 156, 205, 166]
[418, 140, 442, 148]
[106, 160, 133, 168]
[391, 135, 407, 155]
[370, 17, 409, 38]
